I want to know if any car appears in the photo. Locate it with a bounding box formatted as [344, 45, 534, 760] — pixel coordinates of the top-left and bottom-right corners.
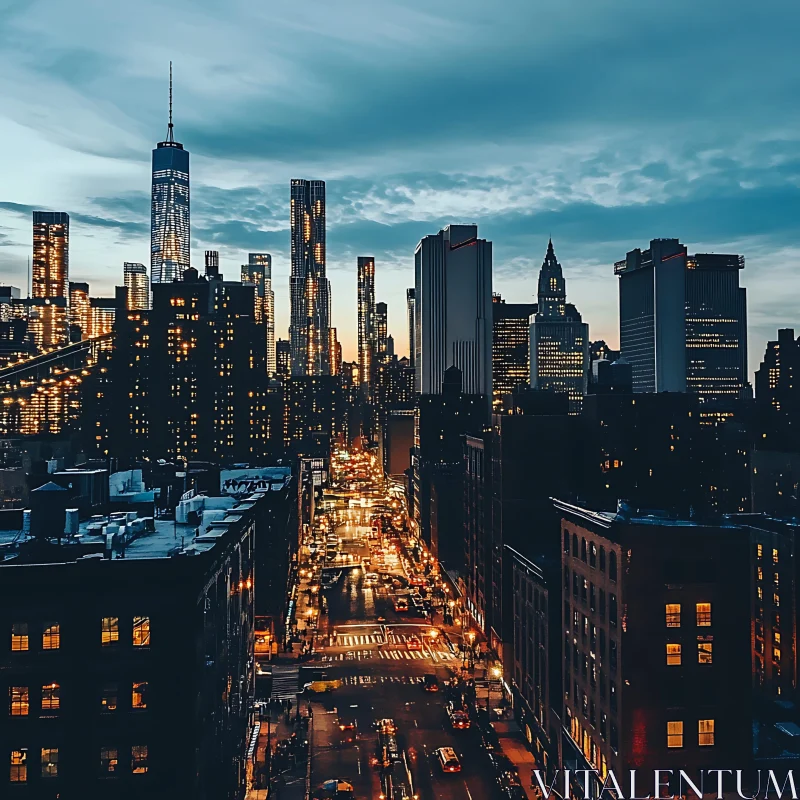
[376, 718, 397, 735]
[449, 708, 471, 730]
[422, 674, 439, 692]
[407, 635, 423, 651]
[304, 680, 342, 694]
[435, 747, 461, 773]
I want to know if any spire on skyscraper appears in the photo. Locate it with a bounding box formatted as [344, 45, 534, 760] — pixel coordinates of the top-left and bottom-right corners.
[537, 238, 566, 317]
[167, 61, 174, 143]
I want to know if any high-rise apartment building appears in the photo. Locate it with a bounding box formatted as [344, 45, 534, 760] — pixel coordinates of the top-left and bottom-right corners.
[289, 179, 330, 376]
[530, 240, 589, 414]
[357, 257, 376, 398]
[150, 67, 190, 285]
[492, 294, 537, 410]
[31, 211, 69, 350]
[123, 262, 149, 310]
[414, 224, 492, 399]
[406, 288, 416, 367]
[242, 253, 276, 375]
[615, 239, 747, 400]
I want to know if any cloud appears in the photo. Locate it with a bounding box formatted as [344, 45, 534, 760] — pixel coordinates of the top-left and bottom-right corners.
[0, 0, 799, 365]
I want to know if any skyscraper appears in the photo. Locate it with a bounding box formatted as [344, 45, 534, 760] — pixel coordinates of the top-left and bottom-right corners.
[124, 262, 149, 310]
[376, 302, 389, 362]
[150, 64, 190, 285]
[529, 240, 589, 414]
[492, 293, 537, 410]
[357, 257, 376, 398]
[31, 211, 69, 350]
[289, 179, 330, 376]
[276, 339, 291, 378]
[204, 250, 220, 279]
[68, 281, 90, 341]
[615, 238, 747, 400]
[242, 253, 276, 375]
[414, 224, 492, 399]
[406, 288, 416, 367]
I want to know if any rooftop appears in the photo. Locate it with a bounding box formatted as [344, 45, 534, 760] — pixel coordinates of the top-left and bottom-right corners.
[0, 493, 263, 565]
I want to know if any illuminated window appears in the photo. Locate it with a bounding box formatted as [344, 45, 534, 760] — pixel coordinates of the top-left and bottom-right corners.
[666, 644, 682, 665]
[756, 544, 763, 558]
[9, 686, 29, 716]
[697, 639, 713, 664]
[667, 721, 683, 748]
[698, 719, 715, 746]
[132, 681, 148, 710]
[101, 683, 118, 712]
[100, 747, 118, 775]
[41, 748, 58, 778]
[101, 617, 119, 646]
[696, 603, 711, 627]
[773, 548, 779, 564]
[132, 745, 149, 774]
[132, 617, 151, 647]
[11, 623, 28, 652]
[666, 604, 681, 627]
[774, 648, 781, 662]
[10, 750, 27, 783]
[41, 683, 60, 711]
[42, 623, 60, 650]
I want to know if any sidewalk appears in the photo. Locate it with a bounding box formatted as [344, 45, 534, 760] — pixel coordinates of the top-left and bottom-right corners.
[246, 703, 311, 800]
[495, 719, 538, 799]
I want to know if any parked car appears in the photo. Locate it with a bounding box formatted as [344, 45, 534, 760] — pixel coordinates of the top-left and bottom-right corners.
[422, 674, 439, 692]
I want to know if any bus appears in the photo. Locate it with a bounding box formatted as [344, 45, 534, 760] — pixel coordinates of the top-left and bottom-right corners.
[386, 754, 415, 800]
[393, 596, 409, 612]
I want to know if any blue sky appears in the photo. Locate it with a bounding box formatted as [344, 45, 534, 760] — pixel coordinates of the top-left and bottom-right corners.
[0, 0, 798, 369]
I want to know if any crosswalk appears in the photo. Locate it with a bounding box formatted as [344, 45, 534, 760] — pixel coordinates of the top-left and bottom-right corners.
[270, 665, 300, 699]
[339, 674, 436, 686]
[321, 649, 456, 662]
[335, 633, 385, 647]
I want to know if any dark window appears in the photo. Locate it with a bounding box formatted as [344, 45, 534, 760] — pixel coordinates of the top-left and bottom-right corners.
[610, 594, 618, 626]
[572, 573, 579, 599]
[581, 538, 588, 563]
[599, 590, 605, 620]
[590, 543, 597, 568]
[610, 723, 618, 750]
[563, 530, 570, 554]
[599, 629, 606, 658]
[609, 552, 618, 582]
[610, 682, 617, 712]
[563, 566, 569, 590]
[590, 583, 596, 612]
[572, 534, 578, 558]
[590, 624, 597, 651]
[609, 640, 618, 672]
[599, 547, 606, 572]
[581, 578, 588, 604]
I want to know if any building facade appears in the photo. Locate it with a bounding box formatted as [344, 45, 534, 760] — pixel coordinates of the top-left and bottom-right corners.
[492, 294, 537, 410]
[289, 179, 330, 376]
[31, 212, 70, 350]
[0, 484, 258, 799]
[558, 500, 753, 786]
[615, 239, 747, 400]
[529, 240, 589, 415]
[414, 224, 492, 399]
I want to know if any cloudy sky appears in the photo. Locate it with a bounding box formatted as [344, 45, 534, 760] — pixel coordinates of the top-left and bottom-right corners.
[0, 0, 798, 369]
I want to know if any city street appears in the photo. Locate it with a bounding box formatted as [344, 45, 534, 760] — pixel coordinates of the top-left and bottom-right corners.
[286, 449, 535, 800]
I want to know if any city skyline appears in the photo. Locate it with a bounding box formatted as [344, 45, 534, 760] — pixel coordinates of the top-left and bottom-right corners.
[0, 1, 798, 370]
